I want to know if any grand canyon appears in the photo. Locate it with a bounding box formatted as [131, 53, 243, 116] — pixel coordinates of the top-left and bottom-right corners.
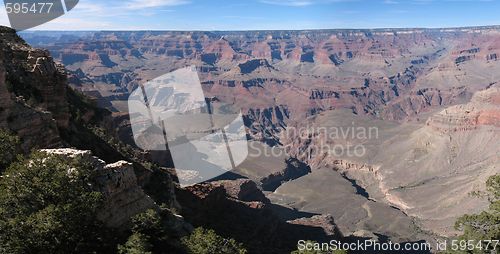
[0, 24, 499, 253]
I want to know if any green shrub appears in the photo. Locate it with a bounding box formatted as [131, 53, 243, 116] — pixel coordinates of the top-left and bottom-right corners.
[130, 209, 166, 243]
[120, 209, 184, 254]
[118, 233, 153, 254]
[0, 129, 20, 171]
[446, 174, 500, 254]
[0, 151, 114, 254]
[182, 227, 247, 254]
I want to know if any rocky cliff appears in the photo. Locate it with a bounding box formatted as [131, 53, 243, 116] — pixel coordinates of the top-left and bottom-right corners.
[0, 26, 182, 232]
[0, 27, 68, 151]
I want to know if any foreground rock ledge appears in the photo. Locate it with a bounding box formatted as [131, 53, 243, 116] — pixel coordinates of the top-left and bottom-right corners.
[40, 148, 156, 229]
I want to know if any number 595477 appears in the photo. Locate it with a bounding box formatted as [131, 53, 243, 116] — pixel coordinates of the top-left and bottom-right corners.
[5, 2, 54, 14]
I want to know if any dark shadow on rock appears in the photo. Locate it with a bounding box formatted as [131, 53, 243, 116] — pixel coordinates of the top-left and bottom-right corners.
[211, 170, 248, 181]
[176, 184, 341, 254]
[261, 157, 311, 192]
[265, 203, 318, 221]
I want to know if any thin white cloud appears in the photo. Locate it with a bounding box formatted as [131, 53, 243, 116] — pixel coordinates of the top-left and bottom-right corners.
[411, 0, 434, 4]
[261, 0, 316, 6]
[223, 15, 266, 20]
[126, 0, 190, 9]
[260, 0, 349, 7]
[0, 0, 190, 30]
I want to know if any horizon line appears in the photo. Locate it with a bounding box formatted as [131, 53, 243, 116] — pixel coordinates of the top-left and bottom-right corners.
[13, 24, 500, 33]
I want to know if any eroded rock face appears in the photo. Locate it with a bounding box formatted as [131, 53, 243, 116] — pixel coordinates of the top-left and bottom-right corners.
[269, 85, 499, 237]
[238, 59, 274, 74]
[97, 160, 157, 228]
[427, 86, 500, 133]
[41, 148, 156, 229]
[244, 105, 290, 146]
[0, 27, 70, 151]
[382, 86, 470, 121]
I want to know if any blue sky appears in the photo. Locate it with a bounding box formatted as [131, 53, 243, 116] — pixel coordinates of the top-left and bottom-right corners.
[1, 0, 500, 30]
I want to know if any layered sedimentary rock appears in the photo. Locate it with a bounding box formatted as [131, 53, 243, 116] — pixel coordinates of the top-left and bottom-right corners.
[427, 86, 500, 133]
[20, 27, 500, 148]
[0, 27, 70, 151]
[260, 157, 311, 191]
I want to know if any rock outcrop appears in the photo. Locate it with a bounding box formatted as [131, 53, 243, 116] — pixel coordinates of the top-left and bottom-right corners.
[177, 180, 342, 254]
[238, 59, 274, 74]
[287, 214, 341, 239]
[212, 179, 270, 203]
[41, 148, 157, 229]
[244, 105, 290, 145]
[427, 86, 500, 133]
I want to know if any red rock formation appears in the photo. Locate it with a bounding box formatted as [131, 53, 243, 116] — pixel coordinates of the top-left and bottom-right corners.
[427, 86, 500, 133]
[204, 37, 236, 62]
